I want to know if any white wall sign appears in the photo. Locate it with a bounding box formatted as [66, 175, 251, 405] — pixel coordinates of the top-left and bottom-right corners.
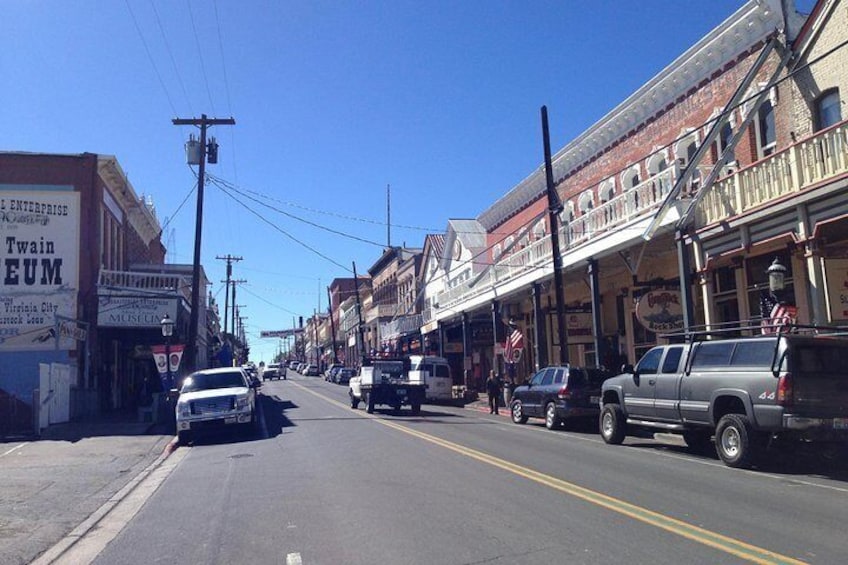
[97, 296, 178, 327]
[0, 190, 80, 351]
[825, 258, 848, 322]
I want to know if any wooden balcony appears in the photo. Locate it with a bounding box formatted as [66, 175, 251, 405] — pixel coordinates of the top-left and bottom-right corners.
[697, 121, 848, 226]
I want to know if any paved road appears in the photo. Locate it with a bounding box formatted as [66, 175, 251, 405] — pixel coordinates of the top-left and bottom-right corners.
[17, 374, 848, 564]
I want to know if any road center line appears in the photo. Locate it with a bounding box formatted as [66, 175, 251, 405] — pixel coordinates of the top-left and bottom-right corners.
[290, 381, 807, 565]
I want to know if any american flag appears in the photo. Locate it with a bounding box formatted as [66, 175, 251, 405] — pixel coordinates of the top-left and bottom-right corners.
[504, 328, 524, 363]
[760, 293, 797, 334]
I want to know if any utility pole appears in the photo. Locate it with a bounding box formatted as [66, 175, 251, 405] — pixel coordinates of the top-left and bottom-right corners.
[386, 184, 391, 247]
[327, 286, 338, 364]
[353, 262, 366, 364]
[173, 114, 235, 371]
[217, 254, 242, 340]
[230, 280, 247, 335]
[541, 106, 569, 365]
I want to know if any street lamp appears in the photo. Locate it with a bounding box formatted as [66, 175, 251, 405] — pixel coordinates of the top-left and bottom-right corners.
[160, 314, 175, 391]
[767, 257, 787, 293]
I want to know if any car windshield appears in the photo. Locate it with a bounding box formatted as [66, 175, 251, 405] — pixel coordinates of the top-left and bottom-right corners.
[181, 371, 245, 393]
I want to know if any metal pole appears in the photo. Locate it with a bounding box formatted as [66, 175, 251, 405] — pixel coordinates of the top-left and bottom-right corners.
[541, 106, 569, 364]
[353, 262, 366, 364]
[327, 286, 339, 363]
[588, 259, 605, 368]
[676, 228, 695, 331]
[172, 115, 236, 371]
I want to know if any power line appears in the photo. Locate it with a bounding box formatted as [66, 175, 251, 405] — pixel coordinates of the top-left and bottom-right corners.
[149, 0, 193, 115]
[185, 0, 216, 115]
[124, 0, 178, 117]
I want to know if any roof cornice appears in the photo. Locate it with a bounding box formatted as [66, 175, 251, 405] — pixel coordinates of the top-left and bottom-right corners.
[478, 0, 786, 231]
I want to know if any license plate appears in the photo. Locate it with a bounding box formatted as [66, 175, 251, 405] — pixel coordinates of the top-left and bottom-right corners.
[396, 389, 406, 396]
[224, 417, 238, 424]
[834, 418, 848, 430]
[590, 396, 600, 404]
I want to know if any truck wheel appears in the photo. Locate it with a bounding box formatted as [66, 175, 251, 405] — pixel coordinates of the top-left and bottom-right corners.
[178, 430, 192, 445]
[365, 393, 375, 414]
[715, 414, 760, 468]
[683, 430, 713, 452]
[349, 392, 359, 409]
[411, 402, 421, 415]
[600, 404, 626, 444]
[545, 402, 562, 430]
[511, 400, 528, 424]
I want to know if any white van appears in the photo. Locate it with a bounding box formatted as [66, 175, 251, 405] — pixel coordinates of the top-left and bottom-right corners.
[406, 355, 453, 402]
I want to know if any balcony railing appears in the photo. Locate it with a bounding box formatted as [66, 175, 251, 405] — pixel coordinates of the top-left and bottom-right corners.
[697, 121, 848, 226]
[434, 165, 700, 314]
[98, 269, 192, 302]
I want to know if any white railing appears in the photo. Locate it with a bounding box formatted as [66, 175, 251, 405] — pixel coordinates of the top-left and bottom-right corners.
[98, 269, 192, 301]
[697, 121, 848, 225]
[432, 164, 710, 317]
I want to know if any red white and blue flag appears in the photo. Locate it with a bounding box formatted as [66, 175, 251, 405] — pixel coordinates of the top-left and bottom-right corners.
[760, 295, 797, 334]
[504, 328, 524, 363]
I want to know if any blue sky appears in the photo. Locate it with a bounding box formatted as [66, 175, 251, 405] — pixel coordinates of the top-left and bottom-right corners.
[2, 1, 815, 363]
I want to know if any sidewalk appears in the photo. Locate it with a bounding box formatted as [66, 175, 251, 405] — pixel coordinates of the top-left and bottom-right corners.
[0, 411, 175, 565]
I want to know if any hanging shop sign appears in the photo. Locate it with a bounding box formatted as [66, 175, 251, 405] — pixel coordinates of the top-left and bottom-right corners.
[635, 290, 685, 333]
[0, 189, 80, 351]
[825, 258, 848, 321]
[151, 344, 185, 375]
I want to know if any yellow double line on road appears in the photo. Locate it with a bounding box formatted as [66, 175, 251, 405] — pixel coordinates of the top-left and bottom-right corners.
[293, 381, 806, 565]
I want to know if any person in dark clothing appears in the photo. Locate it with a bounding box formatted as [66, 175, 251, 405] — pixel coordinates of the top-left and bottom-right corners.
[486, 370, 501, 414]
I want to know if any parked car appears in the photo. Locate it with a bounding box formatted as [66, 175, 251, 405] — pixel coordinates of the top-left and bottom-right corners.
[335, 367, 355, 385]
[303, 364, 320, 376]
[175, 367, 258, 444]
[328, 366, 344, 383]
[325, 364, 342, 381]
[510, 365, 604, 430]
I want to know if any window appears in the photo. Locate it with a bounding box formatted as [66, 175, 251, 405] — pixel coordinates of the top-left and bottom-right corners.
[661, 347, 683, 373]
[578, 190, 594, 212]
[529, 369, 546, 386]
[815, 89, 842, 131]
[492, 244, 502, 260]
[646, 152, 667, 176]
[598, 179, 615, 203]
[553, 368, 565, 384]
[621, 166, 641, 190]
[540, 369, 555, 386]
[691, 342, 734, 368]
[713, 265, 740, 330]
[636, 347, 663, 375]
[730, 341, 775, 367]
[532, 219, 546, 239]
[713, 122, 735, 167]
[757, 100, 776, 157]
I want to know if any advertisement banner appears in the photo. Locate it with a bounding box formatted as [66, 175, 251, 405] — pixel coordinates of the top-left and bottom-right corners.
[151, 344, 185, 374]
[0, 189, 80, 351]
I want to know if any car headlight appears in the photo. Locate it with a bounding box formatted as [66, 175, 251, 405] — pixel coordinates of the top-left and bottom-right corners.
[235, 395, 251, 409]
[177, 401, 191, 418]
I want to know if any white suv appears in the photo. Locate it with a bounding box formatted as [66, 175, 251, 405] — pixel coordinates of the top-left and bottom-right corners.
[175, 367, 257, 444]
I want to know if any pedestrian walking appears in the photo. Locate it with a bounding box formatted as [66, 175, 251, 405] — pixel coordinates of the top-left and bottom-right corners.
[486, 370, 501, 414]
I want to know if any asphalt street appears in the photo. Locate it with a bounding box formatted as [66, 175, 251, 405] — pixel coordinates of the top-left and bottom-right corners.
[5, 374, 848, 564]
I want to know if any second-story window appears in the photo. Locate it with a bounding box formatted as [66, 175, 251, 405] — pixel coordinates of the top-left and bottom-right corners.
[816, 88, 842, 132]
[713, 122, 735, 168]
[757, 100, 776, 158]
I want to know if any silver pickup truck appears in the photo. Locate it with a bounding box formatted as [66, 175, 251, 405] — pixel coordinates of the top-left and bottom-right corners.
[600, 332, 848, 468]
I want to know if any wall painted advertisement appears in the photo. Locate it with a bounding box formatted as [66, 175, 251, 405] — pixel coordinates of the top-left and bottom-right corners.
[0, 188, 80, 351]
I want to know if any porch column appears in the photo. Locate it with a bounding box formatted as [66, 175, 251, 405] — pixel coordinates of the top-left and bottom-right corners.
[438, 322, 445, 357]
[491, 300, 504, 376]
[803, 239, 827, 325]
[532, 283, 547, 371]
[461, 312, 470, 389]
[588, 259, 605, 367]
[676, 228, 696, 331]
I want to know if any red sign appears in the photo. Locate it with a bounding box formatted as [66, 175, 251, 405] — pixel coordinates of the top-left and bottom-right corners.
[152, 344, 185, 375]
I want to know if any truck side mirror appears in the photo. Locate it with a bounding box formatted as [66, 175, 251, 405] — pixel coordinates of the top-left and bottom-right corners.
[621, 364, 634, 375]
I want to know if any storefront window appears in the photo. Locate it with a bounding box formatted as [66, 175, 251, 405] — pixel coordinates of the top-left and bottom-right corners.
[713, 265, 740, 332]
